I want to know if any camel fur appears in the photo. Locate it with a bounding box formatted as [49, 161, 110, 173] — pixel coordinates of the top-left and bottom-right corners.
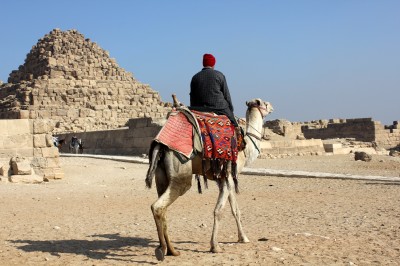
[145, 98, 273, 261]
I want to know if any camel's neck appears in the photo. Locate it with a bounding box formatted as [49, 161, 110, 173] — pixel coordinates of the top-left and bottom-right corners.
[243, 109, 263, 166]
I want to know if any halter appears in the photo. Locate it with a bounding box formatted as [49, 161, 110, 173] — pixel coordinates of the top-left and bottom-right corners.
[237, 104, 266, 155]
[247, 103, 269, 119]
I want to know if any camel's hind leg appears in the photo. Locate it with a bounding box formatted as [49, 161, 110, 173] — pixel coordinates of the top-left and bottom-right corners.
[151, 167, 191, 261]
[210, 176, 249, 253]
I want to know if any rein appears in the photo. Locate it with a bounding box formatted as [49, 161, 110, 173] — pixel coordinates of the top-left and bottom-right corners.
[246, 132, 261, 154]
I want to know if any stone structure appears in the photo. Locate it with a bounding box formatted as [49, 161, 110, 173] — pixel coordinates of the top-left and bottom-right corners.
[265, 118, 400, 149]
[260, 139, 325, 158]
[302, 118, 399, 149]
[56, 117, 165, 156]
[0, 29, 171, 133]
[0, 119, 64, 182]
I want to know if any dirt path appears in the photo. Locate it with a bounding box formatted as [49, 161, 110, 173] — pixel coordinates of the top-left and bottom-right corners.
[0, 155, 399, 265]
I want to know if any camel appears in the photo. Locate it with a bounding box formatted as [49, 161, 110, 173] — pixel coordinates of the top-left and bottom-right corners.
[145, 98, 274, 261]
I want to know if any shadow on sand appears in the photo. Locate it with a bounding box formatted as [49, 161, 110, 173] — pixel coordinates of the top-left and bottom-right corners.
[10, 233, 158, 264]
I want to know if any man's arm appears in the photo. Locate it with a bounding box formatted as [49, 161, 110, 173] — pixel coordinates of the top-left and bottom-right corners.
[221, 74, 234, 112]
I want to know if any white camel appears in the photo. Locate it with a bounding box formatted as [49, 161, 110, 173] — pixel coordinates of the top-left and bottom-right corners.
[146, 98, 273, 261]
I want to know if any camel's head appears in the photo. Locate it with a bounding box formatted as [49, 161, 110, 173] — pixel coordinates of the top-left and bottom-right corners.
[246, 98, 274, 118]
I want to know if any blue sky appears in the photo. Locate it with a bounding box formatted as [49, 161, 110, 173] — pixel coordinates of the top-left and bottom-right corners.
[1, 0, 399, 124]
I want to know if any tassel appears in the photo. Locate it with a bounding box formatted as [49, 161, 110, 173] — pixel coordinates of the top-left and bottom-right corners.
[232, 161, 237, 179]
[233, 176, 240, 194]
[201, 159, 208, 189]
[211, 159, 217, 179]
[232, 161, 239, 194]
[195, 174, 202, 194]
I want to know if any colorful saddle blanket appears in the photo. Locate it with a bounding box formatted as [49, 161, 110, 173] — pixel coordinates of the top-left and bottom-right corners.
[154, 110, 238, 164]
[191, 110, 238, 163]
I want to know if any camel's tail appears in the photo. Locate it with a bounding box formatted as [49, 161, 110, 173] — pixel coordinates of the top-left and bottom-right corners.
[145, 142, 162, 189]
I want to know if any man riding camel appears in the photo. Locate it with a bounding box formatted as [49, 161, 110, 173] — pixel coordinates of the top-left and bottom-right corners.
[189, 53, 242, 141]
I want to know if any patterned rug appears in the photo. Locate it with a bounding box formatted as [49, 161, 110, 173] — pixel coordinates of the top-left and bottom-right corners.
[191, 110, 238, 163]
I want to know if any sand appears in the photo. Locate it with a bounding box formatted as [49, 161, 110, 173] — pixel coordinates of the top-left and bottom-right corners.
[0, 154, 399, 265]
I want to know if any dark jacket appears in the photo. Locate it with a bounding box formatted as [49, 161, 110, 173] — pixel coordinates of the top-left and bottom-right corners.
[189, 67, 237, 126]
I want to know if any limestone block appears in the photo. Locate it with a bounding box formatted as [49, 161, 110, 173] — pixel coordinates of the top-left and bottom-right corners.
[15, 148, 34, 157]
[30, 157, 48, 168]
[33, 134, 47, 148]
[33, 119, 54, 134]
[6, 119, 30, 136]
[46, 157, 60, 168]
[127, 118, 152, 129]
[133, 137, 153, 148]
[9, 174, 43, 183]
[45, 134, 54, 147]
[0, 164, 11, 177]
[19, 110, 29, 119]
[10, 157, 32, 175]
[41, 147, 59, 158]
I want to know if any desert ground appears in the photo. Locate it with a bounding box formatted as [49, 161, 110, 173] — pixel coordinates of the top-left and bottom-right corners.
[0, 153, 399, 265]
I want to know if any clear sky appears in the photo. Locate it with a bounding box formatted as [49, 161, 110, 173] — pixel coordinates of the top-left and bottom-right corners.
[1, 0, 399, 124]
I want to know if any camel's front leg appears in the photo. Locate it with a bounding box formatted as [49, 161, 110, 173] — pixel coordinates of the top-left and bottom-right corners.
[228, 182, 250, 243]
[210, 180, 230, 253]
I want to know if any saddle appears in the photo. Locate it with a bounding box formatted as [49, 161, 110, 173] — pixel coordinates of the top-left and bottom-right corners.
[153, 108, 242, 180]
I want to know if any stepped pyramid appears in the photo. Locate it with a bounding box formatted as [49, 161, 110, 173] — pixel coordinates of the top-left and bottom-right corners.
[0, 28, 170, 133]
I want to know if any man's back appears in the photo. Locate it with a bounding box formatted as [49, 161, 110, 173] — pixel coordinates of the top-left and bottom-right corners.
[190, 68, 232, 112]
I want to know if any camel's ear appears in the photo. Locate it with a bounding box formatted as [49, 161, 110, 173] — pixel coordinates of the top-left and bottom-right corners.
[255, 99, 261, 106]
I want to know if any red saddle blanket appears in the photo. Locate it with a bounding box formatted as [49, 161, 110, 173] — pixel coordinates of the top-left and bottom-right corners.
[154, 111, 193, 158]
[191, 110, 238, 162]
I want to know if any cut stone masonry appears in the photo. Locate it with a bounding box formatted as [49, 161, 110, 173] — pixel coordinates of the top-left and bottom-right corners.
[0, 28, 171, 133]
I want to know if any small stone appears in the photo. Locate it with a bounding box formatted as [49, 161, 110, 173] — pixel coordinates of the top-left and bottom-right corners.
[271, 246, 283, 252]
[199, 223, 207, 228]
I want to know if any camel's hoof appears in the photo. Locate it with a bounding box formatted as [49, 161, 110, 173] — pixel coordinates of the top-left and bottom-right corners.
[210, 245, 223, 253]
[155, 246, 165, 261]
[239, 236, 250, 243]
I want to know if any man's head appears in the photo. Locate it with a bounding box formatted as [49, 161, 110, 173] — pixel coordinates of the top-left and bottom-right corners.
[203, 53, 216, 68]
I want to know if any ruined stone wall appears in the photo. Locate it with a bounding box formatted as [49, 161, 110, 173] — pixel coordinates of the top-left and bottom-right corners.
[0, 119, 64, 181]
[56, 117, 165, 156]
[301, 118, 400, 149]
[375, 121, 400, 149]
[0, 29, 171, 133]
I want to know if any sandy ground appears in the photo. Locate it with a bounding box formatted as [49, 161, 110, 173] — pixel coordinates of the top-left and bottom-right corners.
[0, 154, 400, 265]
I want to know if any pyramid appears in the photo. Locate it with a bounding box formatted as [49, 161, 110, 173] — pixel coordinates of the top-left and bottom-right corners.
[0, 28, 170, 133]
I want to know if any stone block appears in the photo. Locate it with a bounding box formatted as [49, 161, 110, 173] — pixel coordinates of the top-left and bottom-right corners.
[10, 157, 32, 175]
[46, 157, 60, 168]
[45, 134, 54, 147]
[9, 174, 43, 183]
[41, 147, 59, 158]
[0, 164, 11, 177]
[133, 137, 153, 148]
[19, 110, 30, 119]
[131, 126, 161, 138]
[127, 117, 152, 129]
[33, 134, 47, 148]
[15, 148, 34, 157]
[33, 120, 54, 134]
[6, 119, 30, 136]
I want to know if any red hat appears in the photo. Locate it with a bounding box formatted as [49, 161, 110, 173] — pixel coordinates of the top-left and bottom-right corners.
[203, 53, 216, 67]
